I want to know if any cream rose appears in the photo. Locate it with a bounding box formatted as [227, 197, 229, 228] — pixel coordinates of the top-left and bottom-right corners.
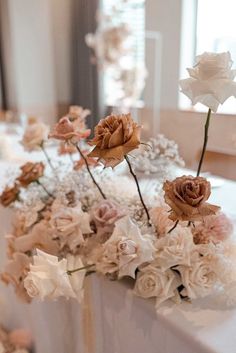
[50, 206, 92, 251]
[24, 249, 76, 300]
[180, 51, 236, 112]
[67, 254, 86, 303]
[21, 122, 49, 151]
[154, 226, 195, 270]
[96, 216, 154, 278]
[134, 265, 181, 307]
[177, 257, 217, 299]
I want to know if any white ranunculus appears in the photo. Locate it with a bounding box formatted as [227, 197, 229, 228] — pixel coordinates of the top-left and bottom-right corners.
[180, 51, 236, 112]
[134, 265, 181, 307]
[96, 216, 155, 278]
[24, 249, 76, 300]
[21, 122, 49, 151]
[177, 256, 217, 299]
[67, 254, 86, 303]
[154, 226, 195, 270]
[50, 205, 92, 251]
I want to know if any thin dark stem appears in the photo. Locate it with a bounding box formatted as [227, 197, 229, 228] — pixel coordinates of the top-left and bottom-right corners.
[67, 264, 95, 275]
[168, 220, 179, 233]
[125, 155, 151, 226]
[196, 108, 211, 176]
[75, 144, 106, 199]
[40, 144, 58, 179]
[36, 180, 53, 198]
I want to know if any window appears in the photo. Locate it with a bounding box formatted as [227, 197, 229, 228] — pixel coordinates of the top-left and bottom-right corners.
[102, 0, 145, 107]
[180, 0, 236, 114]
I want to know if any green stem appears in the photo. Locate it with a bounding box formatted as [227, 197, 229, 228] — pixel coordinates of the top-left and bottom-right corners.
[125, 155, 151, 226]
[75, 144, 106, 199]
[67, 264, 95, 275]
[196, 108, 212, 177]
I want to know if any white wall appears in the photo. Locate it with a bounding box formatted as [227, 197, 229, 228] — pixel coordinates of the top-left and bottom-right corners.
[145, 0, 182, 110]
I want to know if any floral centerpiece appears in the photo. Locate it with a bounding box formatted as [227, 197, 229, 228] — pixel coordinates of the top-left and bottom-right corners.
[1, 52, 236, 311]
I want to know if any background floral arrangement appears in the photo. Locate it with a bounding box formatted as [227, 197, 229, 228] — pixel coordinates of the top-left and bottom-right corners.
[1, 52, 236, 312]
[0, 326, 32, 353]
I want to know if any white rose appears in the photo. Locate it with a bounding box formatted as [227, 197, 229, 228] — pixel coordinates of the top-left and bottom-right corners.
[97, 216, 155, 278]
[154, 226, 194, 270]
[134, 265, 181, 307]
[50, 206, 92, 251]
[67, 254, 86, 303]
[24, 249, 76, 300]
[177, 256, 217, 299]
[21, 122, 49, 151]
[180, 51, 236, 112]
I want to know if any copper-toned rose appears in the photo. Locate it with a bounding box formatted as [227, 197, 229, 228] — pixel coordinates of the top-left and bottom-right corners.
[0, 184, 19, 207]
[88, 113, 141, 167]
[17, 162, 45, 187]
[163, 175, 220, 222]
[49, 116, 90, 142]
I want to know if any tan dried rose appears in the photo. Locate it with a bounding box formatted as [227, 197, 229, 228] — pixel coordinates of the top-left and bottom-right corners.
[88, 113, 141, 167]
[0, 184, 19, 207]
[163, 175, 220, 222]
[49, 116, 90, 142]
[17, 162, 45, 187]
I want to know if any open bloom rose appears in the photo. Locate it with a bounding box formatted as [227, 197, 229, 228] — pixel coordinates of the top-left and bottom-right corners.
[96, 216, 154, 278]
[50, 205, 92, 251]
[88, 113, 141, 167]
[134, 265, 181, 307]
[21, 122, 49, 151]
[192, 212, 233, 244]
[17, 162, 45, 187]
[49, 116, 90, 143]
[163, 175, 220, 222]
[24, 249, 76, 300]
[0, 184, 19, 207]
[177, 256, 217, 299]
[179, 51, 236, 112]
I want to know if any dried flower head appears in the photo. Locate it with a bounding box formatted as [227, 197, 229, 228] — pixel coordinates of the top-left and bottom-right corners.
[17, 162, 45, 187]
[163, 175, 220, 222]
[0, 184, 19, 207]
[88, 113, 141, 167]
[49, 116, 90, 143]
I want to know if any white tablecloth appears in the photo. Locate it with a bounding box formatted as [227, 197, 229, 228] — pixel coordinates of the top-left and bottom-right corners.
[1, 149, 236, 353]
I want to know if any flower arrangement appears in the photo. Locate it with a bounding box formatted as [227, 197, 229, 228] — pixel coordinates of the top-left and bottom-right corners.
[0, 326, 32, 353]
[1, 52, 236, 311]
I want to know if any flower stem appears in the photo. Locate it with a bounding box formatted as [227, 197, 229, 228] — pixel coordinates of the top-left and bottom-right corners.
[125, 155, 151, 226]
[196, 108, 212, 177]
[168, 220, 179, 233]
[36, 180, 53, 198]
[67, 264, 95, 275]
[75, 144, 106, 199]
[40, 143, 58, 178]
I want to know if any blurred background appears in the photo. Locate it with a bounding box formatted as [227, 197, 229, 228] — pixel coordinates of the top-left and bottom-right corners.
[0, 0, 236, 179]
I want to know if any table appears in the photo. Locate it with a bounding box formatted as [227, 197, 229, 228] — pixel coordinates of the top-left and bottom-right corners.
[0, 147, 236, 353]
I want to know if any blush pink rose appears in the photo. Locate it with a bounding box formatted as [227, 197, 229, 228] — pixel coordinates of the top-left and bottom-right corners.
[193, 212, 233, 244]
